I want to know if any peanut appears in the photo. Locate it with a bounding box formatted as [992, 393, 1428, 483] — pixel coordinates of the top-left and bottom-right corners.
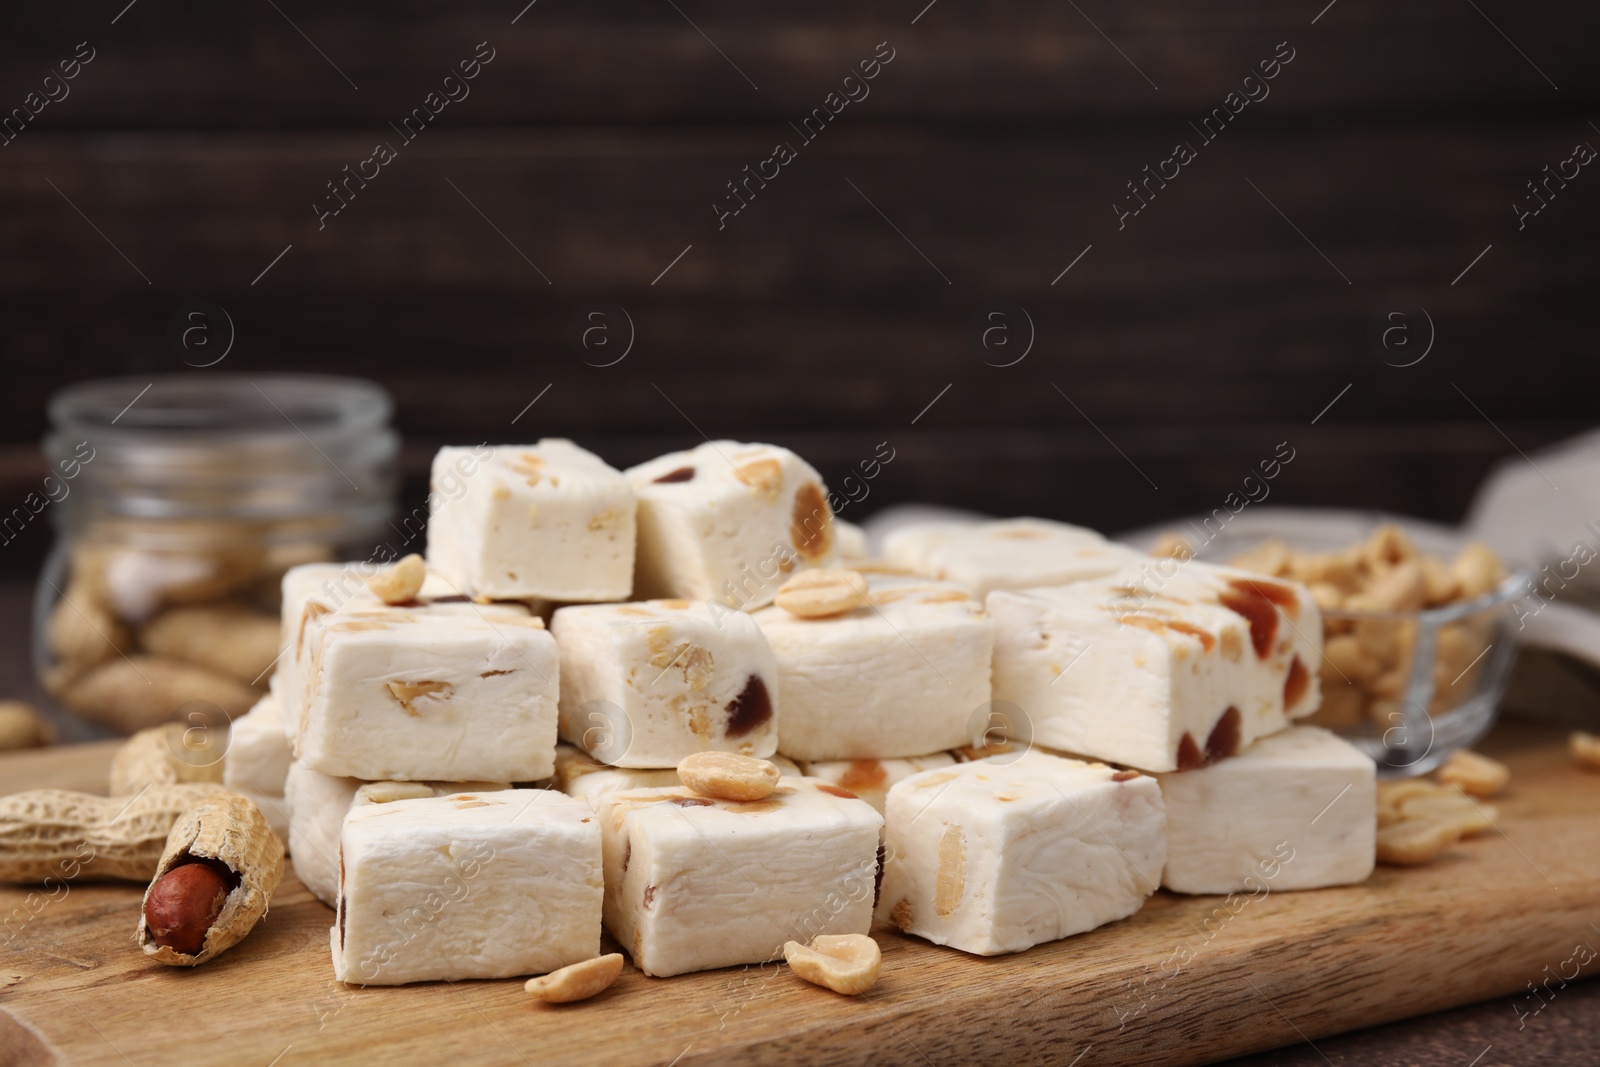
[734, 458, 784, 501]
[1571, 731, 1600, 771]
[109, 723, 225, 796]
[1225, 537, 1289, 576]
[676, 752, 780, 801]
[525, 953, 624, 1003]
[1452, 542, 1506, 600]
[145, 860, 233, 955]
[1150, 532, 1198, 562]
[784, 934, 881, 995]
[139, 604, 282, 686]
[0, 701, 53, 751]
[1376, 816, 1462, 866]
[138, 791, 284, 966]
[1436, 749, 1509, 797]
[45, 587, 132, 671]
[1398, 790, 1497, 837]
[0, 783, 226, 883]
[366, 553, 426, 605]
[776, 569, 869, 619]
[60, 655, 259, 735]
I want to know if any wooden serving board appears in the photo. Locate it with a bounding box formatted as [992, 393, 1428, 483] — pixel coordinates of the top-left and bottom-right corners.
[3, 724, 1599, 1067]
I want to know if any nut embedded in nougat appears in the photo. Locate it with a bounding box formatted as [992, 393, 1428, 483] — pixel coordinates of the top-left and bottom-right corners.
[627, 441, 838, 608]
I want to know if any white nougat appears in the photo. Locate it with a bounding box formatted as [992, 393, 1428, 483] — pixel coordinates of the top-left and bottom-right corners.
[551, 599, 780, 767]
[597, 779, 882, 977]
[287, 573, 559, 783]
[284, 761, 510, 907]
[753, 573, 993, 761]
[626, 441, 838, 608]
[878, 751, 1166, 955]
[224, 692, 292, 797]
[333, 790, 603, 985]
[1158, 726, 1375, 894]
[988, 561, 1321, 773]
[882, 517, 1149, 598]
[284, 761, 361, 906]
[425, 440, 636, 602]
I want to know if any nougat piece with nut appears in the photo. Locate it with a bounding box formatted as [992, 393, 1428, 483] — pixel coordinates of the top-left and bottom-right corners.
[989, 562, 1319, 773]
[1158, 725, 1375, 894]
[752, 574, 993, 761]
[597, 779, 881, 977]
[292, 591, 558, 783]
[882, 517, 1148, 598]
[551, 599, 780, 768]
[626, 441, 838, 609]
[284, 762, 512, 906]
[425, 440, 637, 602]
[333, 789, 602, 985]
[878, 751, 1166, 955]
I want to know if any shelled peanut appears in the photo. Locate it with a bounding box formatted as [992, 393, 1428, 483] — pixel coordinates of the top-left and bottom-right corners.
[42, 533, 322, 735]
[1224, 526, 1507, 729]
[1373, 751, 1509, 866]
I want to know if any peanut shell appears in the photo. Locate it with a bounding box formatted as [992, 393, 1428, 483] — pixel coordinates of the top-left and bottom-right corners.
[137, 790, 284, 966]
[109, 723, 226, 796]
[0, 784, 227, 883]
[60, 655, 259, 735]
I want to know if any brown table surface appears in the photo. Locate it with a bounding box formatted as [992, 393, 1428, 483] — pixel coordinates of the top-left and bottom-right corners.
[2, 582, 1597, 1066]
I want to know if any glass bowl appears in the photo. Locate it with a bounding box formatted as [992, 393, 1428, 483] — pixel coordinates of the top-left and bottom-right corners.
[1122, 508, 1529, 776]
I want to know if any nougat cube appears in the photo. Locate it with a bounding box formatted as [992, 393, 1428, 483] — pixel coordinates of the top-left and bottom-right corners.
[627, 441, 838, 609]
[795, 753, 959, 816]
[1158, 725, 1375, 894]
[551, 599, 780, 767]
[988, 563, 1321, 773]
[883, 517, 1148, 598]
[276, 562, 534, 738]
[292, 594, 558, 783]
[224, 692, 292, 797]
[553, 744, 798, 808]
[283, 762, 509, 905]
[598, 779, 882, 977]
[752, 574, 993, 761]
[879, 751, 1166, 955]
[333, 789, 602, 985]
[425, 440, 636, 602]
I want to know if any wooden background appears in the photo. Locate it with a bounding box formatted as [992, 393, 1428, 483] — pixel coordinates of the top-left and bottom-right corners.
[2, 0, 1598, 576]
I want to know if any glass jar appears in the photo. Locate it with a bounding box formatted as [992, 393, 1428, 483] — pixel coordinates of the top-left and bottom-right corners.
[33, 374, 399, 741]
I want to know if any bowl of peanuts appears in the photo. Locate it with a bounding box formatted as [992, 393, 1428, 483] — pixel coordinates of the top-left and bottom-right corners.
[1142, 509, 1530, 776]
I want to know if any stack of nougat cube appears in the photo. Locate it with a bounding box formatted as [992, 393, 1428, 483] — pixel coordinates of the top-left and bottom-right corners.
[221, 439, 1376, 986]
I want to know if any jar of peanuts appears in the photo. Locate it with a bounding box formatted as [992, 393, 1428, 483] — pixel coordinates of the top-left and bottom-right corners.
[33, 375, 398, 741]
